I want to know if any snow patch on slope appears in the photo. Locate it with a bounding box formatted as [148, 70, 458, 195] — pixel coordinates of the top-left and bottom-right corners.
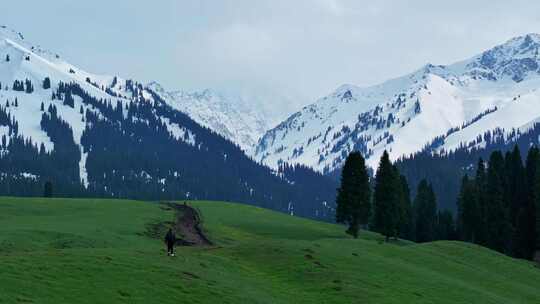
[147, 82, 271, 151]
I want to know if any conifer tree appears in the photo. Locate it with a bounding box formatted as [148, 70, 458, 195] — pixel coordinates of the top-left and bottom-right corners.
[42, 77, 51, 90]
[336, 152, 371, 238]
[505, 146, 525, 227]
[39, 143, 46, 155]
[25, 79, 33, 93]
[458, 175, 481, 243]
[373, 151, 401, 241]
[475, 158, 488, 245]
[486, 151, 511, 253]
[525, 147, 540, 260]
[414, 179, 437, 242]
[398, 174, 413, 240]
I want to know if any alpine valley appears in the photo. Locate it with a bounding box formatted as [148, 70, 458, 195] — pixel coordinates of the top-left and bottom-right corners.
[254, 33, 540, 210]
[4, 24, 540, 218]
[0, 26, 337, 220]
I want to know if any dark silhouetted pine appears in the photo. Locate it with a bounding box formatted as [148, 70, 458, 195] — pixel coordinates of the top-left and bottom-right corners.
[486, 151, 512, 253]
[505, 146, 525, 228]
[335, 152, 371, 238]
[414, 179, 437, 243]
[475, 158, 489, 246]
[525, 147, 540, 260]
[506, 146, 528, 258]
[457, 175, 481, 243]
[373, 151, 401, 241]
[43, 77, 51, 89]
[25, 79, 33, 93]
[398, 174, 414, 240]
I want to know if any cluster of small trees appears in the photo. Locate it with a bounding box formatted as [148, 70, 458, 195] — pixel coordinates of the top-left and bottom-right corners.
[457, 146, 540, 260]
[336, 151, 455, 242]
[12, 79, 34, 93]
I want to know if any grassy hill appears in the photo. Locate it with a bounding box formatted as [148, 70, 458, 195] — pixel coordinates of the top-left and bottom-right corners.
[0, 197, 539, 303]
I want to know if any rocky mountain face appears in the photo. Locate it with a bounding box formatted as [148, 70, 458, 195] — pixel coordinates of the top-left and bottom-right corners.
[253, 34, 540, 173]
[147, 82, 272, 151]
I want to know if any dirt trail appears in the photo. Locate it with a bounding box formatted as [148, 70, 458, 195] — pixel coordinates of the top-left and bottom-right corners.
[166, 203, 212, 246]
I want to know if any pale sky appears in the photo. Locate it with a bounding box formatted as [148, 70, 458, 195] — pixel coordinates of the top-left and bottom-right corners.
[4, 0, 540, 118]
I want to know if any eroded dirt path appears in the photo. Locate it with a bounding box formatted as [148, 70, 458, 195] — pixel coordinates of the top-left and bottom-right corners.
[166, 203, 212, 246]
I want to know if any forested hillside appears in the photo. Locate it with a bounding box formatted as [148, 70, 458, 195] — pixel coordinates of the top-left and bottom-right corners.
[0, 27, 337, 220]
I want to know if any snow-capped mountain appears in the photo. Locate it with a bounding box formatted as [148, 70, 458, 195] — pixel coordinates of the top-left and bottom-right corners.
[0, 25, 336, 219]
[254, 33, 540, 172]
[0, 26, 133, 186]
[147, 82, 270, 151]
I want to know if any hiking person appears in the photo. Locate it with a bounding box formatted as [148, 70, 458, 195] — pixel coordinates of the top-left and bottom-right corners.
[165, 228, 176, 256]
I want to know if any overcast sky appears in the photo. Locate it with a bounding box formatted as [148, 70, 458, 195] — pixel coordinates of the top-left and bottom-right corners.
[4, 0, 540, 116]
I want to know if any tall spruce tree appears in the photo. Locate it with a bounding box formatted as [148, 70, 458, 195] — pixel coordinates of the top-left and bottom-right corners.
[525, 147, 540, 261]
[373, 151, 401, 241]
[475, 158, 488, 245]
[486, 151, 511, 253]
[398, 174, 414, 240]
[505, 146, 525, 257]
[414, 179, 437, 243]
[458, 175, 481, 243]
[505, 146, 525, 228]
[335, 152, 371, 238]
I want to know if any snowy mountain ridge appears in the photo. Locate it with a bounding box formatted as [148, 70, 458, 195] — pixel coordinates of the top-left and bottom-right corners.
[0, 25, 338, 218]
[0, 24, 272, 165]
[253, 33, 540, 172]
[0, 26, 206, 186]
[147, 82, 271, 151]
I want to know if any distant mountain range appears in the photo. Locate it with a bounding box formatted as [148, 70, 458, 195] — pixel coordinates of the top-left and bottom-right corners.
[4, 24, 540, 216]
[0, 25, 336, 220]
[253, 33, 540, 173]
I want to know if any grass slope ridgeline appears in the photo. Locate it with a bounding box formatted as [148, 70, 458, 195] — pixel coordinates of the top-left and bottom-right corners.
[0, 198, 539, 303]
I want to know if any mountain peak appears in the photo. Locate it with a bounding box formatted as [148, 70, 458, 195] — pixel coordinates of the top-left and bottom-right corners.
[463, 33, 540, 82]
[510, 33, 540, 46]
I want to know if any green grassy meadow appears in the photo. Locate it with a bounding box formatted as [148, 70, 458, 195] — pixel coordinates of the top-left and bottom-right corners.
[0, 197, 539, 303]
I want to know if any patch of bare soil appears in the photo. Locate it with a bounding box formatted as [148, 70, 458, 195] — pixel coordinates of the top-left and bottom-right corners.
[165, 202, 212, 246]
